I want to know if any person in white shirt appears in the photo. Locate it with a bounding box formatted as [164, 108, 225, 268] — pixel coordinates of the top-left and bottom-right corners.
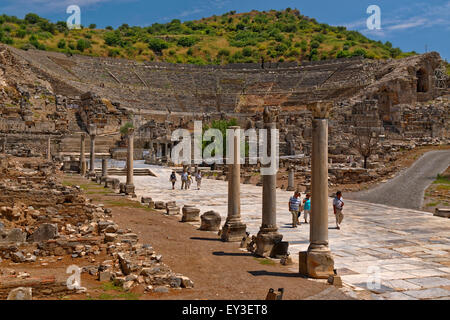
[333, 191, 344, 230]
[195, 171, 202, 190]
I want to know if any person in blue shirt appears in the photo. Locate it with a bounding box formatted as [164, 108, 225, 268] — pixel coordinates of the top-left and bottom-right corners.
[302, 193, 311, 224]
[288, 191, 302, 228]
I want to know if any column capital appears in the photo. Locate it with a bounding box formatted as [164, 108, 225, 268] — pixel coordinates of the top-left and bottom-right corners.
[308, 101, 332, 119]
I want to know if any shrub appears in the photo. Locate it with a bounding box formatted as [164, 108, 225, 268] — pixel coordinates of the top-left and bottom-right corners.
[176, 36, 198, 47]
[89, 24, 97, 29]
[147, 38, 168, 54]
[76, 38, 91, 52]
[57, 39, 66, 49]
[336, 50, 350, 59]
[108, 48, 121, 57]
[104, 31, 122, 46]
[351, 48, 367, 58]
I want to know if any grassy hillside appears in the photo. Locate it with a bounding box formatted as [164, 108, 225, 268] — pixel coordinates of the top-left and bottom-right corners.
[0, 9, 416, 65]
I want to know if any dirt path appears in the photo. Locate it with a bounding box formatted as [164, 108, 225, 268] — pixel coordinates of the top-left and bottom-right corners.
[65, 175, 353, 300]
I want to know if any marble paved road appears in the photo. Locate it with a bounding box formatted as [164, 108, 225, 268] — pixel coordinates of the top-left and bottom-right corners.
[111, 163, 450, 300]
[348, 150, 450, 210]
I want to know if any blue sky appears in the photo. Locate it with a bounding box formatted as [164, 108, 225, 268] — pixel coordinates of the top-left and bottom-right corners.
[0, 0, 449, 60]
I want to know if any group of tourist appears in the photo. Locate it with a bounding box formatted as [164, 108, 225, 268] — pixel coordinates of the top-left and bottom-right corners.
[169, 170, 202, 190]
[289, 190, 344, 230]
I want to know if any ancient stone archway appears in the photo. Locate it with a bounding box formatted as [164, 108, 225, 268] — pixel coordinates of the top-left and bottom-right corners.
[416, 68, 429, 93]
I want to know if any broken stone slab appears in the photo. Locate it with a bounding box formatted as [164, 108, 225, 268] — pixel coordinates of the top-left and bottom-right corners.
[200, 211, 221, 231]
[7, 287, 32, 300]
[28, 223, 58, 243]
[181, 206, 200, 222]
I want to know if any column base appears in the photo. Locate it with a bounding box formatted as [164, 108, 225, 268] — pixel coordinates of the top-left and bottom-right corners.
[254, 230, 287, 258]
[286, 186, 295, 191]
[299, 249, 335, 279]
[120, 183, 136, 197]
[220, 221, 247, 242]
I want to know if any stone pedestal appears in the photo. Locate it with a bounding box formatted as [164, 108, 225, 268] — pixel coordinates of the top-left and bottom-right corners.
[181, 205, 200, 222]
[200, 211, 221, 231]
[300, 102, 334, 279]
[221, 126, 247, 242]
[255, 108, 287, 257]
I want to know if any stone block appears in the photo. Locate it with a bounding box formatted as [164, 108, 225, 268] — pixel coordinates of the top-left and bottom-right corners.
[221, 222, 247, 242]
[200, 211, 221, 231]
[29, 224, 58, 242]
[254, 232, 284, 258]
[98, 271, 111, 282]
[298, 251, 308, 275]
[7, 287, 32, 300]
[328, 275, 343, 287]
[181, 206, 200, 222]
[166, 206, 180, 216]
[434, 208, 450, 218]
[306, 251, 335, 279]
[141, 197, 153, 204]
[154, 201, 165, 210]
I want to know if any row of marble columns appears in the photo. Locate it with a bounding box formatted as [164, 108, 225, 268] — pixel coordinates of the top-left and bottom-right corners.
[78, 127, 135, 196]
[220, 102, 334, 279]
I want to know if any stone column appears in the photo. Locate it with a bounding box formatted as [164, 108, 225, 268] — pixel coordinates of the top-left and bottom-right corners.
[299, 101, 334, 279]
[286, 166, 295, 191]
[47, 136, 51, 161]
[101, 158, 108, 177]
[221, 126, 246, 242]
[125, 129, 135, 196]
[255, 107, 285, 257]
[2, 136, 6, 154]
[80, 133, 87, 176]
[89, 124, 96, 174]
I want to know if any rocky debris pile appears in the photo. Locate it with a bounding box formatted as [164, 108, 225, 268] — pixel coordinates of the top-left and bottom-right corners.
[0, 155, 194, 297]
[88, 243, 194, 292]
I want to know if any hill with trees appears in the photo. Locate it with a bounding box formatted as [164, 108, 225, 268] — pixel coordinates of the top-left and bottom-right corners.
[0, 9, 419, 65]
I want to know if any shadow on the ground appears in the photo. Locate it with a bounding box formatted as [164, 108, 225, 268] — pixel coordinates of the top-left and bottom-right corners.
[190, 236, 222, 242]
[212, 251, 253, 257]
[248, 270, 303, 278]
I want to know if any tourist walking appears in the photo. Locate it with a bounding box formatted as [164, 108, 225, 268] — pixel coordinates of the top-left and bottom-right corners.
[303, 193, 311, 224]
[181, 170, 188, 190]
[288, 191, 302, 228]
[186, 172, 193, 189]
[333, 191, 344, 230]
[169, 171, 177, 190]
[195, 171, 202, 190]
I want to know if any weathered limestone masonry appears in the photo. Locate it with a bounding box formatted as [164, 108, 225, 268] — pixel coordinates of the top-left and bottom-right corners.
[299, 102, 335, 279]
[220, 126, 247, 242]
